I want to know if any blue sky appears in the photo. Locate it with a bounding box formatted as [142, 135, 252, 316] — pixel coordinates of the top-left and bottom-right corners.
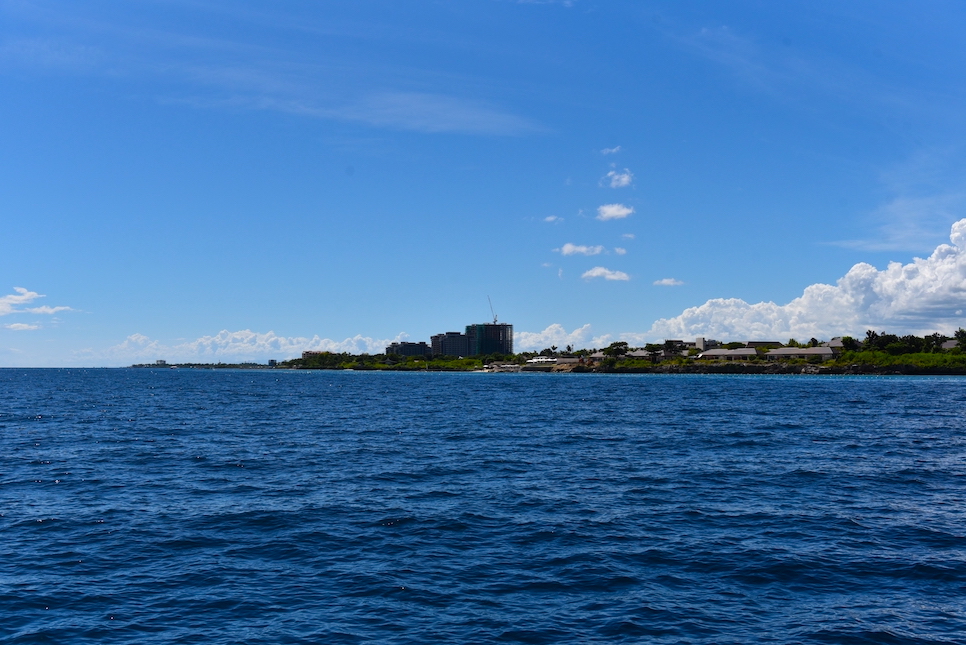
[3, 0, 966, 365]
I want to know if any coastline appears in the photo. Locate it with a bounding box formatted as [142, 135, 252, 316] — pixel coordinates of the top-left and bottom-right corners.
[127, 362, 966, 375]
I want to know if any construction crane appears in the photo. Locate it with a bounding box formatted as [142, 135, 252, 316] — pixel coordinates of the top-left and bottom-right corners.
[488, 296, 498, 324]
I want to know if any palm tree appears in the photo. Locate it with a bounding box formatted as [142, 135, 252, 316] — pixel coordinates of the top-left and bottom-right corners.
[863, 330, 879, 350]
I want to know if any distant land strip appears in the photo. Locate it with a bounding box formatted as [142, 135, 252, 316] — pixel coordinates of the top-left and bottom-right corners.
[131, 329, 966, 375]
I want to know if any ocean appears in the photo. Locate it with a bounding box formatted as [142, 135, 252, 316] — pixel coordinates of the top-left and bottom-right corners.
[2, 369, 964, 644]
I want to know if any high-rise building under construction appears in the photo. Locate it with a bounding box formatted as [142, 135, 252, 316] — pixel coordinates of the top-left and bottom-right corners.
[465, 323, 513, 356]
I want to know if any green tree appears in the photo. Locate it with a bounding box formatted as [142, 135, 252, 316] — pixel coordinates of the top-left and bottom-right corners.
[923, 333, 946, 353]
[863, 330, 879, 350]
[603, 341, 629, 357]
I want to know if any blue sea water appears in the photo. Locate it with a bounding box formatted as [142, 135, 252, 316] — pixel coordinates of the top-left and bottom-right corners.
[2, 369, 965, 644]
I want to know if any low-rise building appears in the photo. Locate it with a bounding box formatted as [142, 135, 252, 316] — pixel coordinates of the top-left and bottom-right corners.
[765, 347, 836, 361]
[697, 348, 760, 360]
[695, 337, 720, 351]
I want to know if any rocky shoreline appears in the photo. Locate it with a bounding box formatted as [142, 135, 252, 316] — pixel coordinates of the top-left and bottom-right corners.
[550, 362, 966, 376]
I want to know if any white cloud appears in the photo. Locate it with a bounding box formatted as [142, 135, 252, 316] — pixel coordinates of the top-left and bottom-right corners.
[0, 287, 42, 315]
[515, 324, 593, 351]
[648, 218, 966, 340]
[556, 243, 605, 256]
[582, 266, 630, 281]
[94, 329, 410, 363]
[596, 203, 634, 221]
[0, 287, 71, 316]
[5, 323, 39, 330]
[622, 233, 635, 239]
[25, 306, 72, 314]
[600, 146, 621, 155]
[654, 278, 684, 286]
[603, 169, 634, 188]
[543, 215, 562, 223]
[614, 247, 627, 255]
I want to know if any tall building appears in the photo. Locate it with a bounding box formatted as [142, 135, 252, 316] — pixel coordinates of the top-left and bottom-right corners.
[465, 323, 513, 355]
[431, 332, 469, 357]
[385, 341, 431, 357]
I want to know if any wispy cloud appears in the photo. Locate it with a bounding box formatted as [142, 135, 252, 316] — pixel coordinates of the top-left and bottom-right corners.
[333, 92, 540, 135]
[654, 278, 684, 286]
[596, 203, 634, 221]
[556, 243, 604, 256]
[0, 287, 71, 317]
[0, 10, 542, 137]
[0, 37, 102, 70]
[614, 247, 627, 255]
[831, 150, 966, 252]
[517, 0, 576, 5]
[675, 22, 962, 130]
[582, 266, 630, 281]
[600, 145, 621, 155]
[622, 233, 635, 239]
[4, 323, 39, 331]
[544, 215, 563, 223]
[602, 168, 633, 188]
[218, 91, 541, 135]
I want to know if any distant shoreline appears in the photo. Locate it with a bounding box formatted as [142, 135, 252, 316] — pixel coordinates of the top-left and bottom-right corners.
[126, 362, 966, 376]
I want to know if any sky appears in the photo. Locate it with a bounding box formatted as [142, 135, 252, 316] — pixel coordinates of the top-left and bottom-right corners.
[2, 0, 966, 366]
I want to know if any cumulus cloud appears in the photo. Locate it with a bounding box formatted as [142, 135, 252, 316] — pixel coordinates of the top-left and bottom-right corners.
[556, 243, 605, 256]
[515, 323, 594, 351]
[600, 146, 621, 155]
[596, 203, 634, 221]
[614, 247, 627, 255]
[603, 169, 634, 188]
[94, 329, 410, 363]
[0, 287, 71, 316]
[5, 323, 39, 330]
[582, 267, 630, 281]
[648, 218, 966, 340]
[654, 278, 684, 286]
[543, 215, 562, 223]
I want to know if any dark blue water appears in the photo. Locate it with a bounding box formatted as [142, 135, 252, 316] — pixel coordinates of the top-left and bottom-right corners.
[2, 369, 965, 644]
